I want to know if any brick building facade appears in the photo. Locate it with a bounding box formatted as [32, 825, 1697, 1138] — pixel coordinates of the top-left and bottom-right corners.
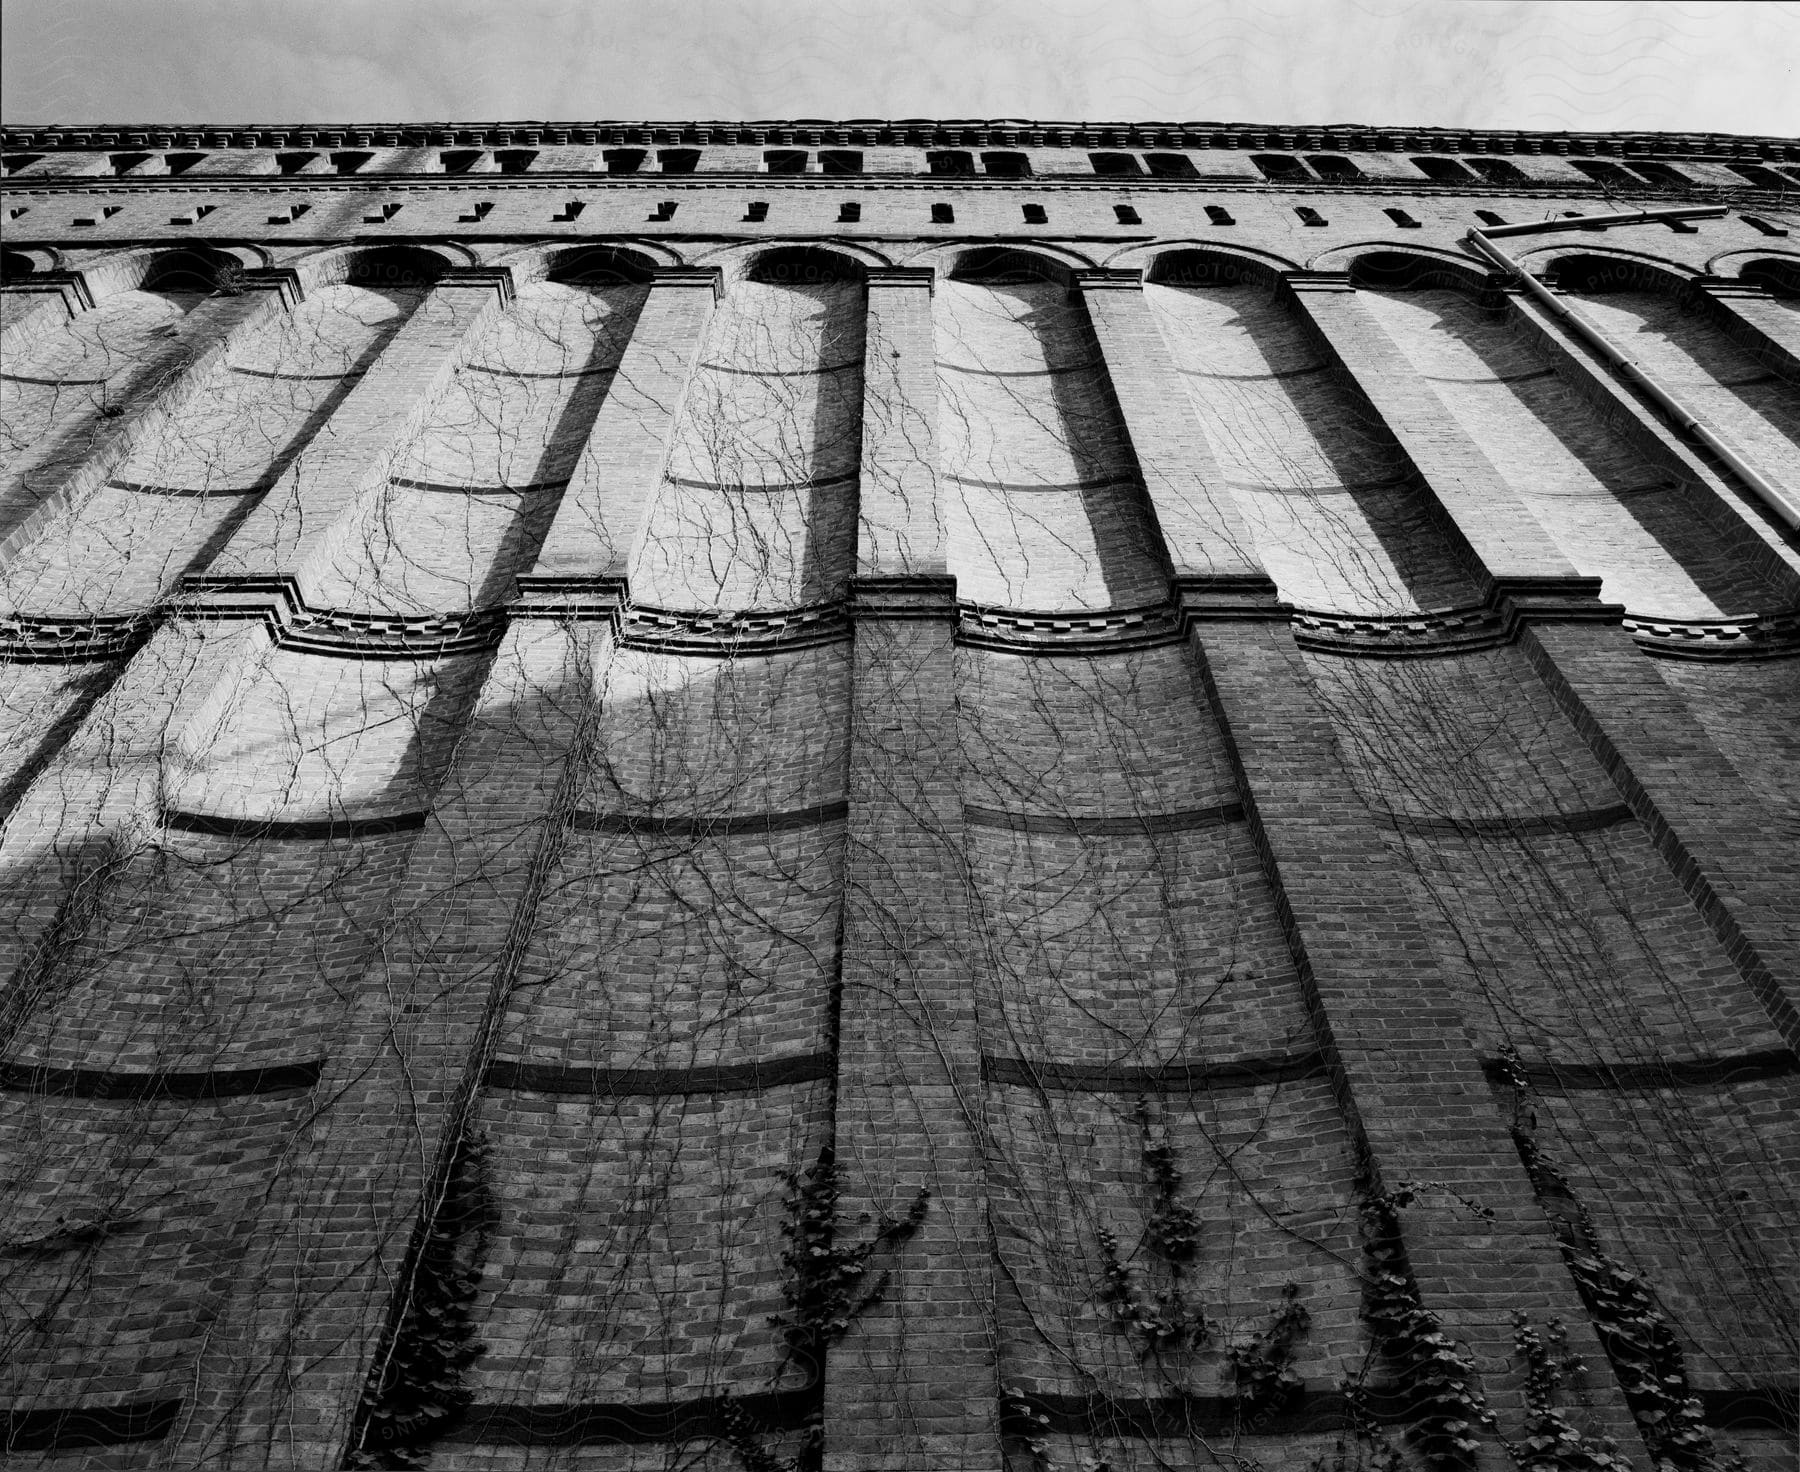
[1, 120, 1796, 1471]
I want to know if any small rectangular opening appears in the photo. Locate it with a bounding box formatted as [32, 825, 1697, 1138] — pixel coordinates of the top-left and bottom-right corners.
[1726, 162, 1788, 189]
[658, 149, 700, 174]
[1205, 204, 1235, 226]
[2, 153, 44, 175]
[931, 202, 955, 223]
[109, 151, 153, 175]
[1022, 203, 1047, 224]
[764, 149, 808, 174]
[1308, 155, 1363, 181]
[1251, 154, 1309, 182]
[649, 200, 677, 221]
[982, 151, 1031, 178]
[332, 151, 373, 175]
[1294, 205, 1327, 226]
[552, 200, 585, 223]
[267, 202, 312, 224]
[1629, 161, 1688, 188]
[1412, 156, 1474, 183]
[1569, 159, 1643, 187]
[276, 151, 318, 175]
[1475, 209, 1506, 226]
[496, 149, 538, 174]
[1464, 158, 1527, 185]
[1384, 207, 1421, 228]
[837, 201, 861, 222]
[1742, 214, 1789, 237]
[605, 149, 647, 174]
[1114, 203, 1142, 225]
[1089, 152, 1143, 177]
[440, 149, 484, 175]
[164, 152, 206, 176]
[457, 200, 495, 223]
[1144, 153, 1198, 178]
[927, 150, 975, 177]
[820, 150, 864, 176]
[745, 200, 769, 222]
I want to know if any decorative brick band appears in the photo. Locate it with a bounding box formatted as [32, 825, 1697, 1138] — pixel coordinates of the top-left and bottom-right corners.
[958, 600, 1186, 655]
[109, 475, 271, 497]
[698, 358, 862, 377]
[161, 806, 427, 839]
[388, 473, 571, 495]
[1623, 607, 1800, 661]
[964, 799, 1245, 836]
[483, 1051, 833, 1097]
[1001, 1387, 1411, 1439]
[569, 799, 848, 838]
[0, 611, 149, 663]
[1373, 802, 1635, 841]
[946, 470, 1138, 495]
[4, 1400, 181, 1453]
[1290, 602, 1513, 658]
[619, 601, 851, 654]
[0, 1057, 323, 1099]
[982, 1048, 1325, 1093]
[664, 471, 858, 494]
[180, 574, 509, 657]
[440, 1386, 820, 1447]
[1481, 1049, 1797, 1092]
[939, 359, 1104, 378]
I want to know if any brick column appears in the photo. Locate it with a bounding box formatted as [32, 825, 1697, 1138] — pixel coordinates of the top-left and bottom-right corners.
[1186, 620, 1650, 1465]
[1073, 267, 1265, 586]
[0, 270, 93, 358]
[1284, 270, 1592, 600]
[191, 266, 514, 604]
[527, 265, 721, 591]
[1696, 275, 1800, 379]
[822, 263, 1000, 1471]
[1295, 271, 1800, 1054]
[1, 269, 300, 560]
[165, 266, 716, 1464]
[1083, 268, 1649, 1463]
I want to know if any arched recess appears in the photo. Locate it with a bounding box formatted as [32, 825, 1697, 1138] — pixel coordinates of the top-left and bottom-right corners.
[629, 242, 869, 612]
[491, 240, 678, 289]
[1710, 250, 1800, 296]
[1526, 246, 1800, 512]
[1345, 245, 1796, 621]
[1, 246, 61, 281]
[311, 245, 656, 619]
[1739, 256, 1800, 300]
[291, 242, 468, 295]
[933, 244, 1165, 610]
[1340, 247, 1491, 295]
[1143, 245, 1293, 290]
[690, 238, 891, 279]
[1142, 247, 1478, 617]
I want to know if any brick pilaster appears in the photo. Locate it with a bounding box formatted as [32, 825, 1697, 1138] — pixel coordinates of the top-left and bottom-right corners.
[1696, 275, 1800, 380]
[857, 266, 941, 578]
[1085, 273, 1651, 1461]
[1, 275, 294, 560]
[1285, 271, 1589, 597]
[528, 265, 721, 591]
[192, 267, 513, 600]
[822, 265, 1000, 1470]
[0, 271, 93, 358]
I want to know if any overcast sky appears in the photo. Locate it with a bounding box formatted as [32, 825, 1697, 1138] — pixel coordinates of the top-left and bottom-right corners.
[2, 0, 1794, 136]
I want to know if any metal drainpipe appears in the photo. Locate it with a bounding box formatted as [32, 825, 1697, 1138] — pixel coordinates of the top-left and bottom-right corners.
[1464, 205, 1800, 533]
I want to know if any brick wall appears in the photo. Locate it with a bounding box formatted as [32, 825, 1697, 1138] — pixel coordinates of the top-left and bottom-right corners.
[2, 133, 1796, 1471]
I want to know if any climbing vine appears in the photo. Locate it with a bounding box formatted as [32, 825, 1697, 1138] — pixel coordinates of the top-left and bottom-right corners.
[1357, 1183, 1494, 1469]
[1095, 1098, 1209, 1357]
[346, 1129, 496, 1470]
[1503, 1314, 1634, 1472]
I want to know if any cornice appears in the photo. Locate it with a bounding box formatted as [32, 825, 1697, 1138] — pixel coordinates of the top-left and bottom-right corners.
[6, 121, 1798, 161]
